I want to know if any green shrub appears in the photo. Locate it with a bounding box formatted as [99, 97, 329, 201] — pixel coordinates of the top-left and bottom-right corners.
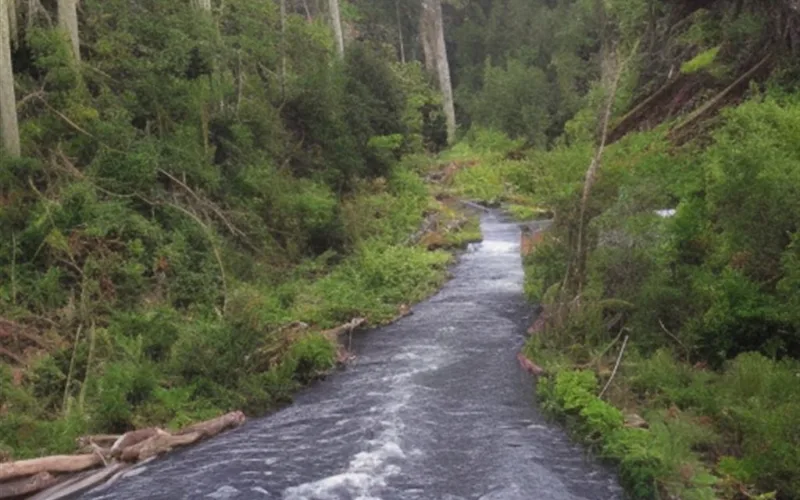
[286, 334, 337, 384]
[467, 60, 552, 147]
[88, 361, 159, 432]
[714, 353, 800, 497]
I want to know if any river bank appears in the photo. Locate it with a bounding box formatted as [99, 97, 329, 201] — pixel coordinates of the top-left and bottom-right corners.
[76, 210, 621, 500]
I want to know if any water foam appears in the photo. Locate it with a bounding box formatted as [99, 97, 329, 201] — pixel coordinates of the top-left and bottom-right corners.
[282, 440, 405, 500]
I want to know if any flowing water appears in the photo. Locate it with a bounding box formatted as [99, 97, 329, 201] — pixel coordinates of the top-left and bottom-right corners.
[82, 212, 622, 500]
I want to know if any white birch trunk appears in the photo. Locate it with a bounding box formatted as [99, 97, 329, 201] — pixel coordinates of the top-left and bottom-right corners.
[281, 0, 287, 94]
[419, 5, 435, 73]
[0, 0, 20, 156]
[7, 0, 16, 46]
[58, 0, 80, 62]
[396, 0, 405, 63]
[329, 0, 344, 58]
[425, 0, 455, 144]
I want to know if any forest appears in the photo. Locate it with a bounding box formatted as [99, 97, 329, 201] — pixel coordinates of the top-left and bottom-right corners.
[1, 0, 800, 498]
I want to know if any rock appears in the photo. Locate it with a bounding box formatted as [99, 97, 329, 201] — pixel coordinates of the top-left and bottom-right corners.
[624, 413, 648, 429]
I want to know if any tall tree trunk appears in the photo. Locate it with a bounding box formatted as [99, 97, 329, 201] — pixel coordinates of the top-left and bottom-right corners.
[301, 0, 312, 20]
[280, 0, 287, 96]
[424, 0, 455, 144]
[419, 6, 435, 73]
[329, 0, 344, 58]
[7, 0, 15, 46]
[396, 0, 405, 63]
[0, 0, 21, 156]
[58, 0, 80, 62]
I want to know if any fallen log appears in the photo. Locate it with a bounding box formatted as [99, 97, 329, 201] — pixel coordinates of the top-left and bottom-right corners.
[0, 454, 102, 482]
[526, 311, 549, 336]
[120, 431, 202, 462]
[27, 464, 128, 500]
[321, 318, 367, 340]
[517, 352, 545, 376]
[175, 411, 246, 438]
[0, 346, 25, 366]
[110, 428, 161, 458]
[0, 472, 59, 499]
[77, 434, 121, 449]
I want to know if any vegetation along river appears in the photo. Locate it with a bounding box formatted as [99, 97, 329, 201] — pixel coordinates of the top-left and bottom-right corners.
[81, 212, 622, 500]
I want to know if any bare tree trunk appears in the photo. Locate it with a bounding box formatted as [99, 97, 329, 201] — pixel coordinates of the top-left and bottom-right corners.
[7, 0, 15, 46]
[396, 0, 406, 63]
[0, 0, 21, 156]
[329, 0, 344, 58]
[419, 6, 435, 73]
[57, 0, 80, 62]
[301, 0, 312, 20]
[572, 41, 639, 292]
[424, 0, 456, 144]
[280, 0, 287, 96]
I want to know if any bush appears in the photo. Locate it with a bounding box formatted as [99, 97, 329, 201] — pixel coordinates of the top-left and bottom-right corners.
[88, 361, 159, 432]
[467, 59, 552, 147]
[714, 353, 800, 497]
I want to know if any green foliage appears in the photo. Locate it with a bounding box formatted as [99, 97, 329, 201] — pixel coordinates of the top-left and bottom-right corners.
[714, 353, 800, 496]
[681, 47, 721, 74]
[538, 365, 723, 500]
[444, 130, 529, 204]
[296, 242, 451, 326]
[516, 75, 800, 500]
[1, 0, 470, 460]
[285, 334, 337, 384]
[467, 59, 551, 146]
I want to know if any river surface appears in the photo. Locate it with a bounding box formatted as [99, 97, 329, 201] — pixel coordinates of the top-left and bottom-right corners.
[82, 212, 622, 500]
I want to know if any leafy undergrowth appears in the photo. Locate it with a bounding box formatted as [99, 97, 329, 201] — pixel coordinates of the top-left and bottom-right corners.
[519, 92, 800, 499]
[434, 129, 545, 219]
[531, 341, 797, 500]
[0, 159, 474, 460]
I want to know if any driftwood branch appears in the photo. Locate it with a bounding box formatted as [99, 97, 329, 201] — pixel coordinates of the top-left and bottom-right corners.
[110, 428, 160, 458]
[27, 464, 128, 500]
[0, 454, 103, 482]
[517, 352, 545, 376]
[658, 318, 690, 356]
[321, 318, 367, 340]
[0, 346, 25, 365]
[599, 335, 629, 399]
[175, 411, 246, 438]
[0, 411, 247, 497]
[119, 431, 201, 462]
[0, 472, 59, 499]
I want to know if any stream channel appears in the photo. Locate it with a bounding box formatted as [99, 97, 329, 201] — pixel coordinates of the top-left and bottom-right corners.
[81, 211, 622, 500]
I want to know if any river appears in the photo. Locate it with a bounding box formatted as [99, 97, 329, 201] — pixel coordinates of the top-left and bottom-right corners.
[81, 212, 621, 500]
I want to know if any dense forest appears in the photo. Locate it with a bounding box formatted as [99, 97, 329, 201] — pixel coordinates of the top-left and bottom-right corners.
[0, 0, 466, 462]
[2, 0, 800, 498]
[440, 0, 800, 499]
